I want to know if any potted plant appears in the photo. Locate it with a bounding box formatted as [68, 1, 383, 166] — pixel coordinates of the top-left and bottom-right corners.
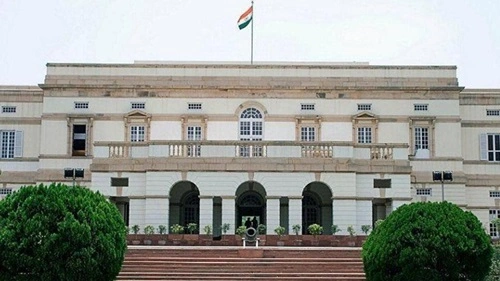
[330, 224, 342, 246]
[292, 224, 302, 246]
[346, 225, 356, 246]
[131, 224, 141, 245]
[201, 224, 212, 245]
[157, 225, 167, 245]
[257, 224, 266, 245]
[257, 224, 266, 235]
[307, 224, 323, 246]
[274, 226, 286, 246]
[221, 223, 231, 245]
[361, 225, 371, 235]
[186, 223, 198, 234]
[331, 224, 341, 235]
[143, 225, 155, 245]
[236, 225, 247, 245]
[170, 223, 184, 245]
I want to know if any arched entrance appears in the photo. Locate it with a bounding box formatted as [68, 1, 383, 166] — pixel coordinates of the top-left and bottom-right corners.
[302, 182, 333, 234]
[169, 181, 200, 233]
[235, 181, 266, 229]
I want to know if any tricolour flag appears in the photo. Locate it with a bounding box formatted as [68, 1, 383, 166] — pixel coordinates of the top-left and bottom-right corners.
[237, 6, 253, 30]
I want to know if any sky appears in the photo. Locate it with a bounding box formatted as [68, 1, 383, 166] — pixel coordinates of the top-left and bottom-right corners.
[0, 0, 499, 88]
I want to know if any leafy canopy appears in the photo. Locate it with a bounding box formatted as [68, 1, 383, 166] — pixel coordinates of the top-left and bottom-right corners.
[363, 201, 493, 281]
[0, 183, 127, 281]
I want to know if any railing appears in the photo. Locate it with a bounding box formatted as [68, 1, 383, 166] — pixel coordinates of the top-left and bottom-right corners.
[94, 141, 408, 160]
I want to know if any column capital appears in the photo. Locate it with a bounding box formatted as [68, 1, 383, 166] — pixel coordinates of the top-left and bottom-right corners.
[288, 196, 303, 200]
[221, 195, 236, 200]
[199, 195, 214, 200]
[265, 196, 281, 200]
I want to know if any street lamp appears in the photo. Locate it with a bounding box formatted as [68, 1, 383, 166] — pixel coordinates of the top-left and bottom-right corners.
[64, 168, 84, 187]
[432, 171, 453, 201]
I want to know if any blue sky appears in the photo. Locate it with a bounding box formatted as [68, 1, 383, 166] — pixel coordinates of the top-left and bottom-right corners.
[1, 0, 499, 87]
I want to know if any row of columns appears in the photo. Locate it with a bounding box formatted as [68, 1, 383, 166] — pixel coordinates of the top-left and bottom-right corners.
[131, 196, 393, 235]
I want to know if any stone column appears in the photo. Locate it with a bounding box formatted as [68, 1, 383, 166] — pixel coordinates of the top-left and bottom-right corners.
[221, 196, 236, 234]
[129, 198, 146, 229]
[288, 196, 302, 234]
[266, 196, 281, 235]
[199, 196, 213, 234]
[145, 197, 169, 228]
[332, 198, 357, 235]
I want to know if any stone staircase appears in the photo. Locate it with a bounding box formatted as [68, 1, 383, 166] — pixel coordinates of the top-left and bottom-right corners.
[117, 246, 365, 280]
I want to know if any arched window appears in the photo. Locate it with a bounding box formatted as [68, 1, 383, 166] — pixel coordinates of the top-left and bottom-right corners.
[239, 108, 263, 157]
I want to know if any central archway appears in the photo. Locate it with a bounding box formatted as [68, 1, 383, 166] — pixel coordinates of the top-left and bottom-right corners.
[235, 181, 267, 229]
[169, 181, 200, 233]
[302, 182, 333, 234]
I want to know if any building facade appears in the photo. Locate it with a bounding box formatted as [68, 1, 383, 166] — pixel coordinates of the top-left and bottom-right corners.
[0, 62, 499, 236]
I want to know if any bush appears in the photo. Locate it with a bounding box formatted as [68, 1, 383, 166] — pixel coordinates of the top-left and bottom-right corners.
[143, 225, 155, 235]
[292, 224, 301, 235]
[0, 183, 127, 281]
[274, 226, 286, 236]
[257, 224, 266, 235]
[487, 245, 500, 281]
[158, 225, 167, 235]
[236, 226, 247, 237]
[363, 202, 493, 281]
[186, 223, 198, 234]
[307, 224, 323, 236]
[170, 224, 184, 234]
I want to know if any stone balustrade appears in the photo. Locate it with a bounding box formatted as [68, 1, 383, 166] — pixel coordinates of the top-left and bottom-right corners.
[94, 141, 408, 160]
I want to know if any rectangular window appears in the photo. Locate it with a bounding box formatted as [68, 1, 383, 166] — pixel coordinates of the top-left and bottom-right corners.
[357, 104, 372, 111]
[414, 104, 428, 111]
[187, 126, 202, 157]
[0, 188, 12, 195]
[490, 210, 500, 238]
[0, 130, 22, 159]
[416, 188, 432, 196]
[414, 127, 429, 150]
[2, 106, 16, 113]
[490, 191, 500, 198]
[481, 134, 500, 162]
[130, 126, 145, 142]
[188, 103, 202, 110]
[374, 179, 391, 188]
[301, 104, 315, 111]
[72, 124, 87, 156]
[240, 121, 250, 136]
[74, 102, 89, 109]
[131, 102, 145, 109]
[111, 177, 129, 187]
[487, 110, 500, 116]
[357, 127, 372, 144]
[301, 127, 316, 142]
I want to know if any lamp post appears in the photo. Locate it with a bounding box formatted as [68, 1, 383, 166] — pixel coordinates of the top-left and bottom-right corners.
[432, 171, 453, 201]
[64, 168, 84, 187]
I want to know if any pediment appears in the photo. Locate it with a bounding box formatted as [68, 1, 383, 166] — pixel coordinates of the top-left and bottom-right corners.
[352, 111, 377, 119]
[125, 110, 151, 119]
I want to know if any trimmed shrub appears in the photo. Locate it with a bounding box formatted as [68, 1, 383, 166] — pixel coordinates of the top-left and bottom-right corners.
[0, 183, 127, 281]
[363, 202, 493, 281]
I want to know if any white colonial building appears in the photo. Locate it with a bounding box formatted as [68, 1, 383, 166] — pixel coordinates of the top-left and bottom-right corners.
[0, 62, 499, 237]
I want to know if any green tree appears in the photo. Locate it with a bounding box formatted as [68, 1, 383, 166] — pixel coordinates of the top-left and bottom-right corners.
[0, 183, 127, 281]
[363, 201, 493, 281]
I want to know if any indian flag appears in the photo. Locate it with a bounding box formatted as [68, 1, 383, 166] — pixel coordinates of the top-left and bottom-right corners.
[237, 6, 253, 30]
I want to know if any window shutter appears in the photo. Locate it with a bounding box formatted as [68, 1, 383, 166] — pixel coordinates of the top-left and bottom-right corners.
[479, 133, 488, 160]
[14, 131, 23, 157]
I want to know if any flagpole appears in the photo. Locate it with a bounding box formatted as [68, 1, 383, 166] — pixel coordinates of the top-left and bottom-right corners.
[251, 0, 254, 65]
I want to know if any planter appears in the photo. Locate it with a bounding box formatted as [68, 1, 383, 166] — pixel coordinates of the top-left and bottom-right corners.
[158, 239, 167, 245]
